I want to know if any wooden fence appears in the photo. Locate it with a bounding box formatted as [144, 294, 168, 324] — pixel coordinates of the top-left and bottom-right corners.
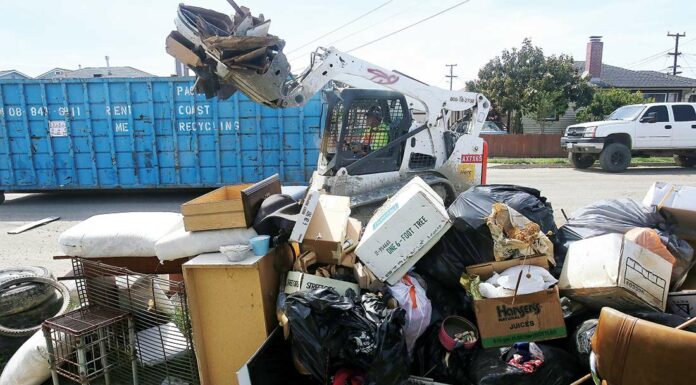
[482, 134, 566, 158]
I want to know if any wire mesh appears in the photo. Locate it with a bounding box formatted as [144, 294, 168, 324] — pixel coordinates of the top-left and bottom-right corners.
[71, 258, 200, 385]
[42, 305, 135, 384]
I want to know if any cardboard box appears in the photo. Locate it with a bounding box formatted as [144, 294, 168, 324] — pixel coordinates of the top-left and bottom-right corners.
[294, 194, 353, 263]
[166, 31, 203, 67]
[356, 177, 451, 285]
[667, 290, 696, 318]
[284, 271, 359, 296]
[181, 175, 281, 232]
[466, 256, 566, 348]
[559, 233, 673, 311]
[643, 182, 696, 241]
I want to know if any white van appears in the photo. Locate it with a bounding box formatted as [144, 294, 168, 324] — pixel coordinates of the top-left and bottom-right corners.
[561, 103, 696, 172]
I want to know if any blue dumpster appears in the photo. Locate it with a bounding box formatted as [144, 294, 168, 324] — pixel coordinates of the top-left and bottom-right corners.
[0, 77, 323, 198]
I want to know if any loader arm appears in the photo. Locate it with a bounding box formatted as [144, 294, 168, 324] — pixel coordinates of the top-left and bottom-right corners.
[280, 47, 490, 132]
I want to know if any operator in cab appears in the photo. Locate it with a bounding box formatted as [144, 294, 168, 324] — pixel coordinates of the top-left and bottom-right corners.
[351, 106, 389, 156]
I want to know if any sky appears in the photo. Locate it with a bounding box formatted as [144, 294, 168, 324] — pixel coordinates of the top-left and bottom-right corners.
[2, 0, 696, 89]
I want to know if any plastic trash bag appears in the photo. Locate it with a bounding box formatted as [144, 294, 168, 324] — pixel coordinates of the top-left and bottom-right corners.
[388, 274, 432, 353]
[410, 323, 476, 385]
[420, 273, 473, 323]
[571, 319, 598, 371]
[559, 198, 694, 289]
[469, 344, 582, 385]
[283, 288, 409, 385]
[478, 265, 558, 298]
[416, 185, 558, 289]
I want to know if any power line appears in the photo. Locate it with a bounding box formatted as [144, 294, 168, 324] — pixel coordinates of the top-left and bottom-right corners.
[346, 0, 472, 53]
[285, 0, 394, 56]
[667, 32, 686, 75]
[445, 64, 458, 90]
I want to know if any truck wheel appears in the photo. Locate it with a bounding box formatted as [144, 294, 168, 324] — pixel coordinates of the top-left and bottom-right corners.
[0, 277, 71, 337]
[0, 267, 55, 316]
[674, 155, 696, 167]
[599, 143, 631, 173]
[0, 191, 4, 205]
[569, 153, 595, 169]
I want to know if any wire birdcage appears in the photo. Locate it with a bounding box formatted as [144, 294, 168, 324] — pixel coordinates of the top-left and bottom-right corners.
[70, 258, 200, 385]
[43, 305, 137, 385]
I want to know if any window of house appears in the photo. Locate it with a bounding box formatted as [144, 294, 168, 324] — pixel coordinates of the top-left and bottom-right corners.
[688, 95, 696, 103]
[667, 92, 680, 102]
[642, 105, 669, 122]
[672, 105, 696, 122]
[643, 93, 666, 102]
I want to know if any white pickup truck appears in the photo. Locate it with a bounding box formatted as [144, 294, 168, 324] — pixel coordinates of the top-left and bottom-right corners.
[561, 102, 696, 172]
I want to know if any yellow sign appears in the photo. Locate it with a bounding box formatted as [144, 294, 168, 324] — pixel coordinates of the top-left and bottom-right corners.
[457, 163, 477, 183]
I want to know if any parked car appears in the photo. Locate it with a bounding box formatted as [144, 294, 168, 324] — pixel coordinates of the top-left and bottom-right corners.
[480, 121, 507, 135]
[561, 102, 696, 172]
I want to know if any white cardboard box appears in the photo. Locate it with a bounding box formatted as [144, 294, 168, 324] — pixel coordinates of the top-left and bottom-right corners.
[356, 177, 451, 285]
[559, 233, 673, 311]
[643, 182, 696, 240]
[284, 271, 359, 296]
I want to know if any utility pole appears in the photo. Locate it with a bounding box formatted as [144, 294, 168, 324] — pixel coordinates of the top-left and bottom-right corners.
[445, 64, 458, 90]
[667, 32, 685, 75]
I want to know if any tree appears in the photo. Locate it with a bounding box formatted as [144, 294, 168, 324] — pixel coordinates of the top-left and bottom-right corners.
[467, 38, 593, 133]
[576, 89, 647, 122]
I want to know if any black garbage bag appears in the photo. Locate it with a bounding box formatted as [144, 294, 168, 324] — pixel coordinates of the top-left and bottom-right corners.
[253, 194, 301, 246]
[469, 344, 583, 385]
[571, 319, 598, 371]
[411, 323, 476, 385]
[416, 185, 558, 288]
[420, 273, 473, 323]
[283, 289, 410, 385]
[559, 198, 694, 289]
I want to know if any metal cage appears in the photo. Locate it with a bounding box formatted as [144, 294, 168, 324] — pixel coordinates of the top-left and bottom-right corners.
[42, 305, 137, 385]
[70, 258, 200, 385]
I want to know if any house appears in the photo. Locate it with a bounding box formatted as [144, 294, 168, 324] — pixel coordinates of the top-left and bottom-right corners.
[35, 66, 154, 79]
[522, 36, 696, 134]
[0, 70, 32, 80]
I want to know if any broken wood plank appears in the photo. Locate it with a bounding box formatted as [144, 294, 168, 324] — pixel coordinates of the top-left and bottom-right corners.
[8, 217, 60, 234]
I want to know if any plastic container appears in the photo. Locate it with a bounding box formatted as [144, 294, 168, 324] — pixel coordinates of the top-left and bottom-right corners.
[219, 244, 252, 262]
[0, 77, 323, 202]
[439, 315, 479, 351]
[249, 235, 270, 256]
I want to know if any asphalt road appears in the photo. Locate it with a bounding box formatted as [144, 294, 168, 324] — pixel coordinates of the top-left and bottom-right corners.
[1, 166, 695, 276]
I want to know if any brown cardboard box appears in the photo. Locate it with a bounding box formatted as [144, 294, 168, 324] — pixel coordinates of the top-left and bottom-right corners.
[181, 175, 281, 231]
[466, 256, 566, 348]
[166, 31, 203, 67]
[284, 271, 359, 296]
[299, 195, 352, 263]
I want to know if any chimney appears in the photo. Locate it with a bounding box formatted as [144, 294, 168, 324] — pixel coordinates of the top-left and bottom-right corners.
[585, 36, 603, 78]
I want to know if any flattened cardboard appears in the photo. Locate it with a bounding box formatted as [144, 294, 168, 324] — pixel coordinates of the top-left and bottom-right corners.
[284, 271, 359, 296]
[356, 177, 451, 285]
[289, 190, 321, 243]
[559, 233, 672, 311]
[466, 257, 565, 348]
[667, 290, 696, 318]
[166, 31, 203, 67]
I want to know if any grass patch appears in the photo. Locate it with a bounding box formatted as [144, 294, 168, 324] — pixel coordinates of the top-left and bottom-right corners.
[489, 157, 675, 165]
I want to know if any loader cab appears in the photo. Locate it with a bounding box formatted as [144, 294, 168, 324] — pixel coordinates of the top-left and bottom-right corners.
[319, 89, 413, 175]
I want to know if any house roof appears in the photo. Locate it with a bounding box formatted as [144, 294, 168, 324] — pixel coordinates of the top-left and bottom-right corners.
[67, 66, 154, 78]
[575, 61, 696, 89]
[0, 69, 32, 79]
[35, 68, 72, 79]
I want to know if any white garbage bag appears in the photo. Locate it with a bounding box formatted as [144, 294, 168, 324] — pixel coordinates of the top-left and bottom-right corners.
[388, 274, 432, 353]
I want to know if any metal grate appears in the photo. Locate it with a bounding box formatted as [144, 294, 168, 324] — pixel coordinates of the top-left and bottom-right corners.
[43, 305, 137, 384]
[71, 258, 200, 385]
[343, 99, 392, 158]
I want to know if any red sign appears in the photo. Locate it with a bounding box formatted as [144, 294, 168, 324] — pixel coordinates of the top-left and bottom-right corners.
[461, 154, 483, 163]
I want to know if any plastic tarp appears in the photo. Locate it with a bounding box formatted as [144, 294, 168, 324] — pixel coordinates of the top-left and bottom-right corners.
[559, 198, 694, 289]
[282, 288, 410, 385]
[416, 185, 558, 289]
[59, 213, 182, 257]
